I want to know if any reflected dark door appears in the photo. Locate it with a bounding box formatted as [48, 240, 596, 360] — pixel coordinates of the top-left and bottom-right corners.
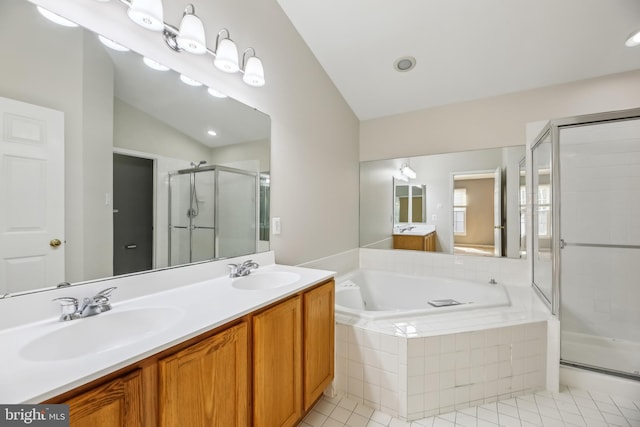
[113, 153, 153, 275]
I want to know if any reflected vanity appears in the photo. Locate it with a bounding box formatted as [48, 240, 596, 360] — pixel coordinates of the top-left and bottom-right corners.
[0, 0, 270, 296]
[360, 146, 526, 259]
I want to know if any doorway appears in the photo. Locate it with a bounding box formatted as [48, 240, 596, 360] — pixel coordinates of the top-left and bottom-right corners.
[113, 153, 154, 276]
[451, 168, 503, 257]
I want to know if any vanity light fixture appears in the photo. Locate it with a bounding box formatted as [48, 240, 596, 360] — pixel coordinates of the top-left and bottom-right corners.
[179, 74, 202, 87]
[127, 0, 164, 32]
[98, 35, 130, 52]
[37, 6, 78, 27]
[400, 163, 417, 179]
[625, 28, 640, 47]
[207, 87, 228, 98]
[394, 173, 409, 182]
[174, 5, 207, 54]
[241, 48, 265, 87]
[143, 56, 170, 71]
[213, 29, 240, 73]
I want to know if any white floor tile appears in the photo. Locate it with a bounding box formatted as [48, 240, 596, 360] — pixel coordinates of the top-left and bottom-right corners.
[303, 386, 639, 427]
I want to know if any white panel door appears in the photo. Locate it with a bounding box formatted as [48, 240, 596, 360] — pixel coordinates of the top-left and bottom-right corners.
[0, 96, 64, 294]
[493, 167, 503, 256]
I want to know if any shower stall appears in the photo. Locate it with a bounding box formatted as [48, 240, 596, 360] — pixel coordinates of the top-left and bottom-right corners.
[168, 164, 259, 266]
[531, 108, 640, 379]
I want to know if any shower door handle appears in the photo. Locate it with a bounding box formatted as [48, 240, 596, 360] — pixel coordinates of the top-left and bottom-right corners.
[560, 239, 566, 249]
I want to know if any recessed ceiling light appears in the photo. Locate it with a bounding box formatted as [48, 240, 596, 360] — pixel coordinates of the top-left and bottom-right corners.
[394, 56, 416, 72]
[37, 6, 78, 27]
[625, 29, 640, 47]
[207, 87, 228, 98]
[98, 35, 130, 52]
[143, 57, 169, 71]
[179, 74, 202, 86]
[207, 130, 217, 136]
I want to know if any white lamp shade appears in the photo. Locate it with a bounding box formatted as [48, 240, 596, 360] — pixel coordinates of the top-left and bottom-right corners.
[214, 38, 240, 73]
[242, 56, 265, 87]
[625, 29, 640, 47]
[176, 13, 207, 54]
[37, 6, 78, 27]
[127, 0, 164, 32]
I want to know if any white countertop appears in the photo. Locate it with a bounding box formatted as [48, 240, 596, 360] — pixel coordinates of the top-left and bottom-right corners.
[0, 258, 334, 403]
[392, 224, 436, 236]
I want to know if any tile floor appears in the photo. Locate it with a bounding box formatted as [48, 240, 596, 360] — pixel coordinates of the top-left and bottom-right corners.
[300, 387, 640, 427]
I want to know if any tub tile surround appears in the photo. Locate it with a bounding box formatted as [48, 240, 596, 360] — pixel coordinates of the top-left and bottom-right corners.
[336, 322, 547, 421]
[303, 248, 552, 421]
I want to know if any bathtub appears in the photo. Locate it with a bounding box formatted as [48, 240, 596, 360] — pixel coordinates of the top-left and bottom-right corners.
[335, 269, 511, 320]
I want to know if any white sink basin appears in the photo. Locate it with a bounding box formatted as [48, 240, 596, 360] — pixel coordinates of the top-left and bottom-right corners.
[20, 307, 183, 362]
[232, 271, 301, 290]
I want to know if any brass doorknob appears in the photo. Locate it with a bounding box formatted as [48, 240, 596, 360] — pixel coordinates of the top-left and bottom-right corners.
[50, 239, 62, 248]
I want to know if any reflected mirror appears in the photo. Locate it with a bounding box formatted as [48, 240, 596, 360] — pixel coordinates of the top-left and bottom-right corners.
[0, 0, 270, 296]
[360, 146, 525, 258]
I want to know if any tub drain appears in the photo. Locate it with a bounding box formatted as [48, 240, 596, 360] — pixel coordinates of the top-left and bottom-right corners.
[428, 299, 462, 307]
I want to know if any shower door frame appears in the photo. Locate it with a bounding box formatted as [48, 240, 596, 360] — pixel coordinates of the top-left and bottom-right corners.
[531, 107, 640, 379]
[168, 164, 259, 266]
[531, 107, 640, 315]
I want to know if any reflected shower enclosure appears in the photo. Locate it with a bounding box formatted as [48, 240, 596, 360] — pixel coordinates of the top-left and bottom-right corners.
[168, 165, 259, 266]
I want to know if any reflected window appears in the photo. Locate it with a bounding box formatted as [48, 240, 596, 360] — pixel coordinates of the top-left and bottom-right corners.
[453, 188, 467, 235]
[537, 185, 551, 237]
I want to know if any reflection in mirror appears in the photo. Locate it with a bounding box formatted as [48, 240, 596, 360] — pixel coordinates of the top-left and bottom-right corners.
[0, 0, 270, 296]
[360, 146, 525, 258]
[519, 157, 527, 258]
[532, 132, 553, 304]
[393, 182, 426, 224]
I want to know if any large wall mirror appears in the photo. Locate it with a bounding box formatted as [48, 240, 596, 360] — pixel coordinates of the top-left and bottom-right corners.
[360, 146, 525, 259]
[0, 0, 270, 296]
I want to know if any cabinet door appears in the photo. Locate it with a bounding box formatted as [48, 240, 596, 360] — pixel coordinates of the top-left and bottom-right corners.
[253, 296, 302, 427]
[303, 280, 335, 410]
[66, 370, 142, 427]
[158, 322, 249, 427]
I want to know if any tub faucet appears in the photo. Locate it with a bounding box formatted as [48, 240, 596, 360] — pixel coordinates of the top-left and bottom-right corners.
[228, 260, 259, 278]
[53, 287, 117, 322]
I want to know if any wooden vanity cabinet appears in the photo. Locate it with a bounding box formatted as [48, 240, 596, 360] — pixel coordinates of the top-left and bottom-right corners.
[253, 295, 303, 427]
[393, 231, 436, 252]
[252, 279, 335, 427]
[45, 279, 335, 427]
[303, 280, 335, 411]
[158, 322, 249, 427]
[64, 369, 143, 427]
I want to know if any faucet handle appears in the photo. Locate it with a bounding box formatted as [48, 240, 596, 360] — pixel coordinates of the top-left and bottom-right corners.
[53, 297, 79, 321]
[95, 287, 117, 299]
[228, 264, 239, 277]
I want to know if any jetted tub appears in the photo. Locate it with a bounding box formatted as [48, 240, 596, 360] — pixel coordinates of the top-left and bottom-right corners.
[336, 269, 511, 320]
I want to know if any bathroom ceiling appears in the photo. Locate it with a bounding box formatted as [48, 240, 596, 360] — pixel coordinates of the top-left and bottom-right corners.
[276, 0, 640, 120]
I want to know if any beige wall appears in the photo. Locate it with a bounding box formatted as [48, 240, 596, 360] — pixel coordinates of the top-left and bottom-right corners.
[212, 139, 270, 173]
[37, 0, 360, 266]
[360, 70, 640, 162]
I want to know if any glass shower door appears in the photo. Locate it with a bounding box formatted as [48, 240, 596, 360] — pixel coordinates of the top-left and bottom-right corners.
[559, 117, 640, 378]
[190, 169, 215, 263]
[216, 168, 258, 258]
[532, 131, 554, 308]
[169, 172, 192, 266]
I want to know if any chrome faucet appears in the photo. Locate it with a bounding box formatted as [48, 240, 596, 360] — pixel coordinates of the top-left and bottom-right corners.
[228, 260, 259, 278]
[53, 287, 117, 321]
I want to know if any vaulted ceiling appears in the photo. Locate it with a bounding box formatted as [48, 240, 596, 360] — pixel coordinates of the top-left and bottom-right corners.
[277, 0, 640, 120]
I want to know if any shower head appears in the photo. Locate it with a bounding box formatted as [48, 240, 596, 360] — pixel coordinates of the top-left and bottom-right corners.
[190, 160, 207, 168]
